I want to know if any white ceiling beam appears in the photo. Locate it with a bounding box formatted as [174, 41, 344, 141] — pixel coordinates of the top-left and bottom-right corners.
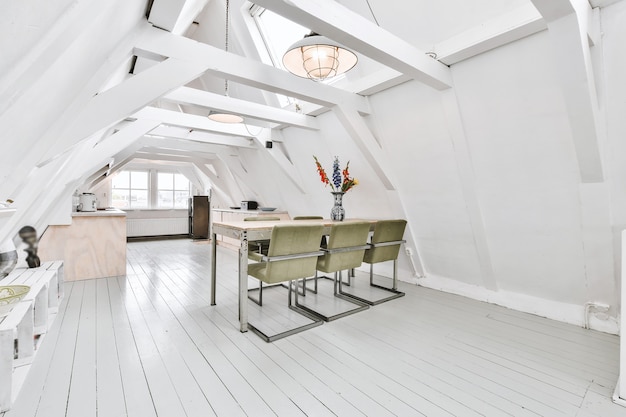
[531, 0, 604, 182]
[49, 55, 210, 162]
[342, 67, 411, 97]
[136, 146, 216, 160]
[193, 161, 238, 206]
[435, 3, 547, 65]
[148, 0, 209, 34]
[164, 87, 320, 130]
[134, 25, 371, 115]
[133, 106, 254, 138]
[252, 0, 452, 90]
[147, 125, 255, 148]
[332, 105, 395, 191]
[132, 152, 197, 164]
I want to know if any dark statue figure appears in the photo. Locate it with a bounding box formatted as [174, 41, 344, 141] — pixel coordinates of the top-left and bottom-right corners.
[18, 225, 40, 268]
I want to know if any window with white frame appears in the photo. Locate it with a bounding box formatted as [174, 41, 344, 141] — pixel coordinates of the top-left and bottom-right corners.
[157, 172, 190, 209]
[111, 170, 191, 210]
[111, 170, 149, 209]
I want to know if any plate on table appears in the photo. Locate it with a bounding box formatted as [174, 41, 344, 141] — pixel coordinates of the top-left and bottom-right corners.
[259, 207, 276, 211]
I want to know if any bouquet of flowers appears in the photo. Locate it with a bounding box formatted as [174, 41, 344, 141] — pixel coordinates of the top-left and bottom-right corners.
[313, 156, 358, 193]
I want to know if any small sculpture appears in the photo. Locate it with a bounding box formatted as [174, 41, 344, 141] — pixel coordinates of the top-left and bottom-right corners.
[18, 226, 40, 268]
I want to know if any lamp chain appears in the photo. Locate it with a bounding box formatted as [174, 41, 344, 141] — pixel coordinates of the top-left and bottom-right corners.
[224, 0, 231, 96]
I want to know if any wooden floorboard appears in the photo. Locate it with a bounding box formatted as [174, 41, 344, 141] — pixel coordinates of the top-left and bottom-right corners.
[3, 238, 624, 417]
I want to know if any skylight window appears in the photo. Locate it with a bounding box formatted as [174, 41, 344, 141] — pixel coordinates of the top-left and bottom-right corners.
[248, 5, 346, 107]
[252, 7, 309, 71]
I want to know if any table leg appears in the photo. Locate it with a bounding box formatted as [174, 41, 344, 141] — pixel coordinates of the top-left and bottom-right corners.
[239, 231, 249, 332]
[211, 232, 217, 306]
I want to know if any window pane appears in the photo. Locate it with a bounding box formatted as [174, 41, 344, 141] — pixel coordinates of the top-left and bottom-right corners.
[174, 173, 189, 190]
[174, 191, 189, 209]
[157, 190, 173, 208]
[111, 190, 129, 208]
[131, 171, 148, 190]
[258, 9, 308, 71]
[158, 172, 173, 190]
[130, 190, 148, 208]
[112, 171, 129, 189]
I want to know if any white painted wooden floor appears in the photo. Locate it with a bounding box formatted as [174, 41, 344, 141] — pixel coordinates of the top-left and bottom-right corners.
[3, 238, 623, 417]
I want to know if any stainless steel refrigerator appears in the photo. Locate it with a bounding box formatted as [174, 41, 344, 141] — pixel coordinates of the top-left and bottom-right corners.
[189, 196, 210, 239]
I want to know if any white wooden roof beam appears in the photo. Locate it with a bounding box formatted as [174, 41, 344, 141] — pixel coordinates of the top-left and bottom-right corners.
[51, 54, 210, 160]
[435, 3, 547, 65]
[147, 125, 255, 148]
[531, 0, 604, 183]
[252, 0, 452, 90]
[332, 105, 395, 191]
[148, 0, 209, 34]
[163, 87, 319, 130]
[133, 106, 254, 139]
[134, 25, 371, 114]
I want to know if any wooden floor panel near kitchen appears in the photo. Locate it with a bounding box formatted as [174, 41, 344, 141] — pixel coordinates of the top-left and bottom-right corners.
[3, 239, 623, 417]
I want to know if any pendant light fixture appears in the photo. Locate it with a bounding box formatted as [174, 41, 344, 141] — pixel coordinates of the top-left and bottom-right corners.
[282, 31, 358, 81]
[208, 0, 243, 123]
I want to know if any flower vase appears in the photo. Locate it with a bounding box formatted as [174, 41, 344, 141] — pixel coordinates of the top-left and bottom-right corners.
[330, 191, 345, 221]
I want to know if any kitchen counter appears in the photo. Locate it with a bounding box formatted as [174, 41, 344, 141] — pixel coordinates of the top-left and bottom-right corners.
[72, 208, 126, 217]
[39, 209, 127, 281]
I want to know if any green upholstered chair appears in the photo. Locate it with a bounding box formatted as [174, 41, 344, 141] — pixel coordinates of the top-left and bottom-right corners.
[340, 219, 407, 305]
[247, 224, 325, 342]
[293, 216, 324, 291]
[295, 221, 371, 321]
[244, 216, 280, 257]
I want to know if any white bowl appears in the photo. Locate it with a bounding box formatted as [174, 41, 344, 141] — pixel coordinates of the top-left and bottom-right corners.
[0, 285, 30, 318]
[259, 207, 276, 211]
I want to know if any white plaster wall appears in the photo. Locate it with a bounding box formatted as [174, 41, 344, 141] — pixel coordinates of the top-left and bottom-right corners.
[600, 1, 626, 309]
[452, 31, 590, 303]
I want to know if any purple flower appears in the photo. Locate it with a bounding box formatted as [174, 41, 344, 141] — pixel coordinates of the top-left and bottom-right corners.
[332, 157, 342, 190]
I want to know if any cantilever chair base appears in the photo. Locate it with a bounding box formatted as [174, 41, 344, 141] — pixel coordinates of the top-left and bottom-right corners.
[339, 259, 405, 305]
[295, 271, 369, 322]
[248, 281, 324, 342]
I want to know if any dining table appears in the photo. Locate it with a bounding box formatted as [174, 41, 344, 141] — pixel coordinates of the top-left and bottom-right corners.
[210, 218, 378, 332]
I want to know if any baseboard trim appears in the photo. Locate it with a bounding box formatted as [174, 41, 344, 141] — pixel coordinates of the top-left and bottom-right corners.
[418, 274, 619, 335]
[127, 234, 190, 242]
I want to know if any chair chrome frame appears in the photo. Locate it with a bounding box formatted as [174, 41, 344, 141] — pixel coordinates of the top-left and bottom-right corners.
[294, 244, 370, 322]
[247, 250, 326, 342]
[338, 239, 406, 305]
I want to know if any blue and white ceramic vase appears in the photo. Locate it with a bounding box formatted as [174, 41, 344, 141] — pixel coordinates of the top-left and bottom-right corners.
[330, 191, 345, 221]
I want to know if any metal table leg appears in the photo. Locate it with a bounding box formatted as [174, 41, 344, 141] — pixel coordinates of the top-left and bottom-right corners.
[239, 230, 249, 332]
[211, 232, 217, 306]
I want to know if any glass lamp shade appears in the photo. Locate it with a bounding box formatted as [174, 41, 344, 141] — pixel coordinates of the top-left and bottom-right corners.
[283, 33, 357, 81]
[208, 111, 244, 123]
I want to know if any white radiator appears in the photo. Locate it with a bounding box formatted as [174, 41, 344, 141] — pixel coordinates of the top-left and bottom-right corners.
[127, 217, 189, 237]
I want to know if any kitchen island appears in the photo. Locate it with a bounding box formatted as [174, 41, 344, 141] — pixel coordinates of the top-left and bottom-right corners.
[39, 209, 126, 281]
